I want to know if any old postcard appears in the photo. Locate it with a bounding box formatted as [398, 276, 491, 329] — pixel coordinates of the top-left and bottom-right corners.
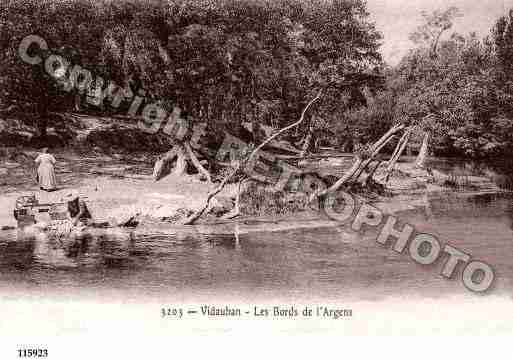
[1, 0, 512, 356]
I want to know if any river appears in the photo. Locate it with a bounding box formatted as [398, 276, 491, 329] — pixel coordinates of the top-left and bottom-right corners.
[0, 192, 511, 303]
[0, 155, 512, 303]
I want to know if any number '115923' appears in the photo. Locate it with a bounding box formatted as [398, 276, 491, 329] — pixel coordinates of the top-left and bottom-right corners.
[18, 349, 48, 358]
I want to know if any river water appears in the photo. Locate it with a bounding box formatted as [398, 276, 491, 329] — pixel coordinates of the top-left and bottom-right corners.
[1, 155, 512, 303]
[0, 191, 511, 302]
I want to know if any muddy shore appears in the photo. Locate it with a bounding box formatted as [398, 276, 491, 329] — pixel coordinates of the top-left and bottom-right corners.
[0, 148, 505, 232]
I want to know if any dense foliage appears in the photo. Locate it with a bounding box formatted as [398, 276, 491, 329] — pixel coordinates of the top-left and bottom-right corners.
[2, 1, 513, 159]
[371, 8, 513, 158]
[0, 0, 382, 145]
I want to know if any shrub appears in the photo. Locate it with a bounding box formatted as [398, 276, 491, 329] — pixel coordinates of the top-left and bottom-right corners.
[240, 181, 310, 216]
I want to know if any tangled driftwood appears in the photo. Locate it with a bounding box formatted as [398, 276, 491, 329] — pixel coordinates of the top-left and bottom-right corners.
[182, 91, 323, 225]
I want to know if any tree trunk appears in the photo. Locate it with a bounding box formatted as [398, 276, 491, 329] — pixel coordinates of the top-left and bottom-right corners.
[312, 123, 405, 202]
[154, 141, 213, 182]
[153, 147, 178, 181]
[415, 132, 429, 168]
[317, 157, 363, 198]
[184, 142, 211, 182]
[384, 128, 412, 183]
[248, 91, 322, 164]
[371, 123, 404, 152]
[364, 160, 382, 186]
[352, 132, 399, 182]
[173, 144, 187, 176]
[386, 128, 411, 172]
[300, 127, 313, 158]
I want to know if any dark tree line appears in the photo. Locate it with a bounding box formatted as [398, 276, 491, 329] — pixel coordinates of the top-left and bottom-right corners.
[3, 1, 513, 160]
[354, 7, 513, 159]
[0, 0, 382, 149]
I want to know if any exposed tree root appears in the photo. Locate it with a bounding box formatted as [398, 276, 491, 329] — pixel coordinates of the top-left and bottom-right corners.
[153, 141, 212, 182]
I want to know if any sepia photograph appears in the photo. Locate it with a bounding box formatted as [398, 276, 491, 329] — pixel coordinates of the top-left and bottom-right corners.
[1, 0, 513, 355]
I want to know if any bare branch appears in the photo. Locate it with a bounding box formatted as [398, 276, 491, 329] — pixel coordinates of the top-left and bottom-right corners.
[248, 90, 323, 164]
[181, 162, 241, 225]
[182, 91, 323, 225]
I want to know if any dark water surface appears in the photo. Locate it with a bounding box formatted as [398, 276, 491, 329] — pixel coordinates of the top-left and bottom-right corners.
[1, 154, 513, 301]
[0, 192, 512, 302]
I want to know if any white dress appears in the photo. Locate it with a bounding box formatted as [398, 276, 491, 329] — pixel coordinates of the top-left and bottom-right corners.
[35, 153, 57, 190]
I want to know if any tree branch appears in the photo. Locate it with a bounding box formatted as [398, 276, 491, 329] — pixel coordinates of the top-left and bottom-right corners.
[247, 90, 323, 164]
[182, 91, 323, 225]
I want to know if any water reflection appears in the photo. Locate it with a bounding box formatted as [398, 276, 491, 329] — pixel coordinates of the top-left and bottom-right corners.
[0, 235, 35, 271]
[427, 192, 513, 220]
[27, 229, 135, 270]
[0, 227, 139, 288]
[0, 189, 512, 300]
[428, 157, 513, 191]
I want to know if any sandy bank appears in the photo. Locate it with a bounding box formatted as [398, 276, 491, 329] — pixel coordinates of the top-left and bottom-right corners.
[1, 149, 508, 231]
[0, 173, 239, 228]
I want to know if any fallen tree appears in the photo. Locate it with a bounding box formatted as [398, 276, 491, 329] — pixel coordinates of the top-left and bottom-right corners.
[183, 110, 412, 225]
[180, 97, 425, 225]
[382, 114, 436, 182]
[386, 128, 413, 171]
[181, 91, 323, 225]
[415, 131, 430, 168]
[310, 123, 405, 203]
[177, 93, 437, 225]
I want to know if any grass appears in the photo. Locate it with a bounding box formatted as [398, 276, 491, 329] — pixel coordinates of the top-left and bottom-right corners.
[238, 178, 388, 216]
[239, 181, 311, 216]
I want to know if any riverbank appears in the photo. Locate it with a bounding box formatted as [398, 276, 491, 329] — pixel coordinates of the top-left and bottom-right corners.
[0, 148, 238, 229]
[369, 161, 506, 216]
[0, 147, 507, 231]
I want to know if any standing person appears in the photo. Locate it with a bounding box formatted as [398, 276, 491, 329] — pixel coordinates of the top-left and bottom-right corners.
[35, 147, 57, 191]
